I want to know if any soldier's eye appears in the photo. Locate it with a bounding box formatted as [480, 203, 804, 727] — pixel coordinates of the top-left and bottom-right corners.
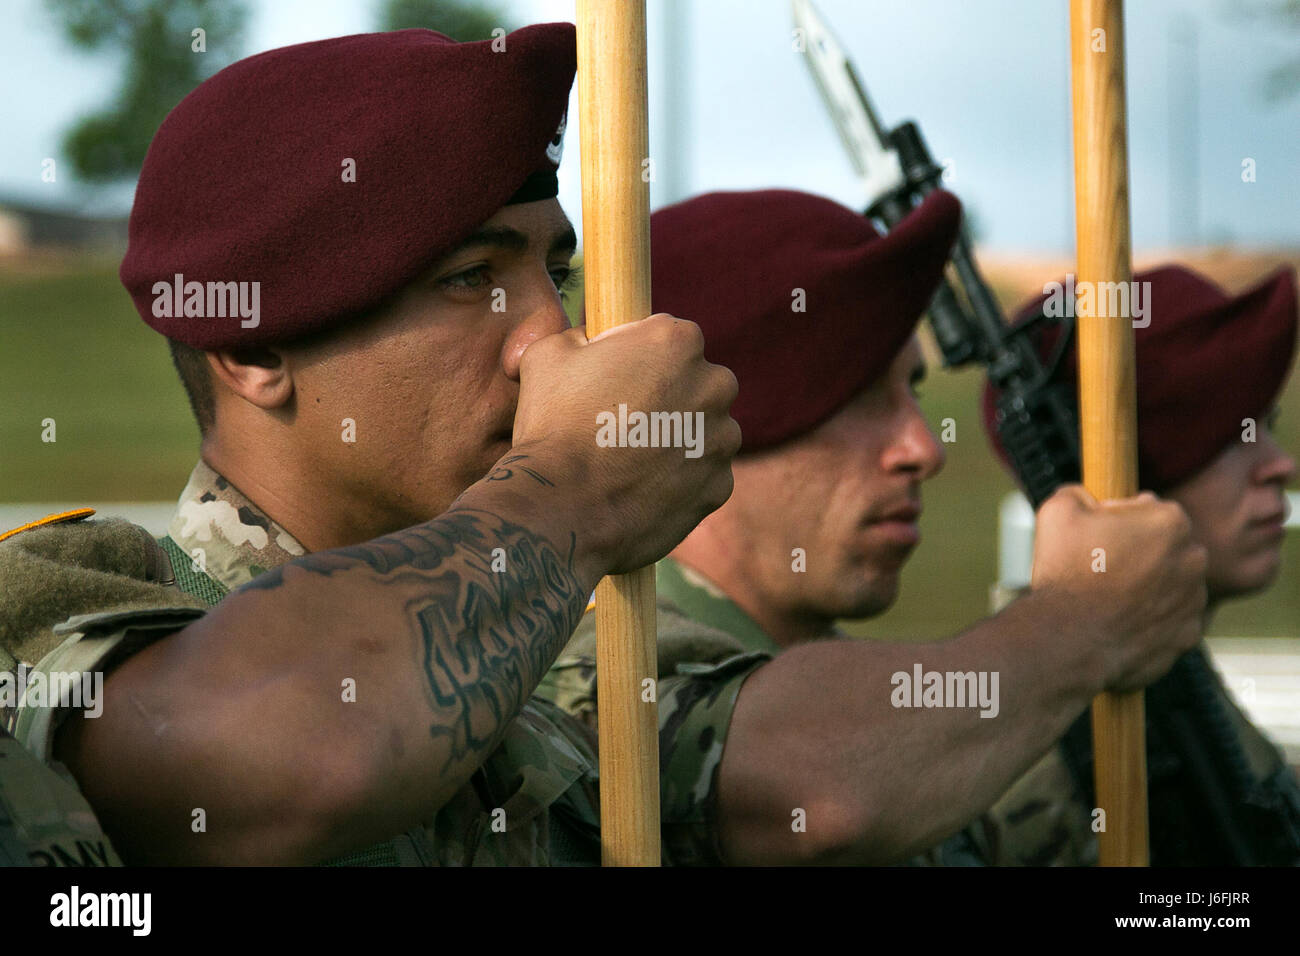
[554, 264, 584, 302]
[440, 265, 493, 291]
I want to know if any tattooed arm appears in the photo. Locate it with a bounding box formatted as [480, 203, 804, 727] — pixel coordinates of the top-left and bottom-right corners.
[57, 315, 739, 865]
[56, 460, 600, 865]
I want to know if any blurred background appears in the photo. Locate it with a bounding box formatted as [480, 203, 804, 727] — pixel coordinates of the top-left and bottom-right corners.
[1, 0, 1297, 652]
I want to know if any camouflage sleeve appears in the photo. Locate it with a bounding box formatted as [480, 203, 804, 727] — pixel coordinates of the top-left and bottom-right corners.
[537, 599, 770, 865]
[905, 744, 1095, 867]
[0, 727, 124, 866]
[1, 602, 199, 868]
[656, 654, 768, 865]
[981, 744, 1098, 866]
[535, 643, 598, 730]
[9, 607, 206, 763]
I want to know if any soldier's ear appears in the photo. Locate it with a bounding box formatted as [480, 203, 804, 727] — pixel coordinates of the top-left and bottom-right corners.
[207, 347, 293, 411]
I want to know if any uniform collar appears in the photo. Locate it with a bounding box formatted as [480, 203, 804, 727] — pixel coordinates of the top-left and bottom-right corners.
[166, 460, 306, 592]
[165, 461, 785, 658]
[656, 557, 780, 656]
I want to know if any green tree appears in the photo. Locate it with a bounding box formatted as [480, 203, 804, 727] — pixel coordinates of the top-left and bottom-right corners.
[378, 0, 511, 41]
[1261, 0, 1300, 101]
[46, 0, 247, 182]
[1231, 0, 1300, 102]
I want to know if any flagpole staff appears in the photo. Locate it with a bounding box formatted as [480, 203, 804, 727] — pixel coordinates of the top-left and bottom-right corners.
[576, 0, 662, 866]
[1069, 0, 1149, 866]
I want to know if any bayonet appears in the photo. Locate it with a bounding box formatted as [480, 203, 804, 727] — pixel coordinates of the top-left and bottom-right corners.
[792, 0, 907, 209]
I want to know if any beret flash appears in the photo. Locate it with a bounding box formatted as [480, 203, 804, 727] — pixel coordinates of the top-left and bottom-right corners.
[982, 265, 1298, 492]
[121, 25, 576, 349]
[650, 188, 962, 451]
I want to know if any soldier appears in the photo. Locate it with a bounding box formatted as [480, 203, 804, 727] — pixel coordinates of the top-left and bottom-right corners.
[3, 34, 1202, 867]
[538, 189, 1214, 864]
[979, 263, 1299, 865]
[2, 24, 737, 867]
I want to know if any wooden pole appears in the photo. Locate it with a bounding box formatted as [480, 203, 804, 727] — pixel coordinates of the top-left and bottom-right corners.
[576, 0, 661, 866]
[1069, 0, 1148, 866]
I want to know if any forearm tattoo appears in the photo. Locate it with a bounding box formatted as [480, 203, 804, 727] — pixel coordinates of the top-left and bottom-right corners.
[242, 480, 587, 771]
[410, 512, 585, 768]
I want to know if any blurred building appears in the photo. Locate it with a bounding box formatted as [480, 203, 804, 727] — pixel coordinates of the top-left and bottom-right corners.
[0, 197, 128, 255]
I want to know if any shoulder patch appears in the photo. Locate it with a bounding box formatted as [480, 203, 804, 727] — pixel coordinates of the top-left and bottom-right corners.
[0, 516, 206, 673]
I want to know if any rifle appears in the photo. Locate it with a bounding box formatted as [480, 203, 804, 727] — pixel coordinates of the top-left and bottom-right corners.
[793, 0, 1300, 865]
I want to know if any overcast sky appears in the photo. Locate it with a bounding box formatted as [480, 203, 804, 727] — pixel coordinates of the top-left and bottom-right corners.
[1, 0, 1296, 252]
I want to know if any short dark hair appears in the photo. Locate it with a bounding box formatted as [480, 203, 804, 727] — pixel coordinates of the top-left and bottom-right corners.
[167, 339, 216, 436]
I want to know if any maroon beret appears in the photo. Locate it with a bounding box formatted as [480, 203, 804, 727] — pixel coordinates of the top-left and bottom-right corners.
[650, 189, 962, 451]
[982, 265, 1298, 491]
[121, 25, 575, 349]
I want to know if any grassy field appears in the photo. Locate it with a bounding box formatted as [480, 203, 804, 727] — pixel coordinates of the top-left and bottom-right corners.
[0, 256, 200, 501]
[1, 252, 1297, 640]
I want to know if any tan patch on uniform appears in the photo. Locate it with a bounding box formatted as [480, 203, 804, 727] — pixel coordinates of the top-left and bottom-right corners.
[275, 530, 305, 556]
[176, 498, 268, 549]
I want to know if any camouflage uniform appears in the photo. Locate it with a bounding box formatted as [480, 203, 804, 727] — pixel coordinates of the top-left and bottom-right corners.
[538, 558, 994, 865]
[0, 728, 123, 867]
[978, 748, 1097, 866]
[1, 461, 749, 865]
[977, 582, 1299, 866]
[538, 559, 771, 864]
[0, 510, 168, 867]
[591, 564, 1287, 866]
[981, 659, 1299, 866]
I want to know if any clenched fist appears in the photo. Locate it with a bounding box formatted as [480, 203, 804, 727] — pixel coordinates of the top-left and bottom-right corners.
[1032, 485, 1208, 692]
[511, 313, 741, 574]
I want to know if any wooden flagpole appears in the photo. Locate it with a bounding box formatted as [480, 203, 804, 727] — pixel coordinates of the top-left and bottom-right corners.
[575, 0, 662, 866]
[1069, 0, 1149, 866]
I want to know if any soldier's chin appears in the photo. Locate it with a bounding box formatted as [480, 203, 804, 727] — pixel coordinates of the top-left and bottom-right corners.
[837, 571, 901, 620]
[1212, 547, 1283, 602]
